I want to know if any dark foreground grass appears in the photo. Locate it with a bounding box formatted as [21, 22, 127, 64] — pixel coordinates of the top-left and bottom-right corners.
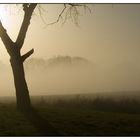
[0, 97, 140, 136]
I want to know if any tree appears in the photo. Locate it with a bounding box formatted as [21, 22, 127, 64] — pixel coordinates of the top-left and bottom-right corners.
[0, 3, 89, 110]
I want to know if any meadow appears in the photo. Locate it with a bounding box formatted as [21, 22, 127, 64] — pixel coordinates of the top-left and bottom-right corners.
[0, 92, 140, 136]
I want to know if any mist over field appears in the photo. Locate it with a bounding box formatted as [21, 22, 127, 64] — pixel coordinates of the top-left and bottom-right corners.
[1, 55, 140, 97]
[0, 4, 140, 99]
[1, 4, 140, 136]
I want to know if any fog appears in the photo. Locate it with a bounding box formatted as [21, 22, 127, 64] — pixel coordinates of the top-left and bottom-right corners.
[0, 4, 140, 98]
[0, 56, 140, 97]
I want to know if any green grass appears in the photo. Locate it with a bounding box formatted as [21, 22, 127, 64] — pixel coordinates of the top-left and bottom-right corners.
[0, 96, 140, 136]
[0, 103, 39, 136]
[36, 102, 140, 136]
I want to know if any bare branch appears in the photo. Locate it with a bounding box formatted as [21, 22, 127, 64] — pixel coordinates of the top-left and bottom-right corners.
[70, 6, 80, 26]
[47, 4, 67, 26]
[61, 5, 80, 27]
[23, 4, 30, 12]
[83, 5, 92, 14]
[46, 4, 90, 27]
[37, 5, 47, 25]
[22, 48, 34, 62]
[0, 21, 14, 56]
[16, 3, 37, 49]
[67, 3, 84, 7]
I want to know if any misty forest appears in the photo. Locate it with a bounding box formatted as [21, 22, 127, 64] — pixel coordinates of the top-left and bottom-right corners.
[0, 3, 140, 136]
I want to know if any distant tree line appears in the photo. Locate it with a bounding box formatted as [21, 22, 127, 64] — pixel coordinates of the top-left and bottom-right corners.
[24, 55, 90, 70]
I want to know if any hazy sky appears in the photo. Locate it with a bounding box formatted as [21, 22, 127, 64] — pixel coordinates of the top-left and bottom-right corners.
[1, 4, 140, 95]
[0, 4, 140, 65]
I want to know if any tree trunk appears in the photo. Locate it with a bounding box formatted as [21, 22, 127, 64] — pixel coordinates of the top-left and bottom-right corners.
[0, 4, 37, 110]
[10, 53, 31, 110]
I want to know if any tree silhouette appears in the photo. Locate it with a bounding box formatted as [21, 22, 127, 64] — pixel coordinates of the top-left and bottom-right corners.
[0, 4, 88, 110]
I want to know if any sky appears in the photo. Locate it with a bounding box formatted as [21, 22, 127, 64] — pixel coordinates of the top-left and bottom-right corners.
[0, 4, 140, 95]
[0, 4, 140, 65]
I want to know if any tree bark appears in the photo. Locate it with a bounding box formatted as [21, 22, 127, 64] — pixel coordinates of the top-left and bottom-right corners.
[0, 4, 37, 110]
[10, 49, 31, 110]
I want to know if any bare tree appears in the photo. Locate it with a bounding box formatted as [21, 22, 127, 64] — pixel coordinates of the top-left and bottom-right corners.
[0, 3, 88, 110]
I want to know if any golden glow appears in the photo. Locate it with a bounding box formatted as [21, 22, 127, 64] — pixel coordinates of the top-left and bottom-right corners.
[0, 5, 12, 28]
[0, 4, 22, 39]
[0, 4, 23, 61]
[0, 4, 140, 95]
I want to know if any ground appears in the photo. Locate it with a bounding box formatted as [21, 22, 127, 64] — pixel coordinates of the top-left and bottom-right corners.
[0, 94, 140, 136]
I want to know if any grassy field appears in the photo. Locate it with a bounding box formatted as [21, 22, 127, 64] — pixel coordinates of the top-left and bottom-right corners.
[0, 94, 140, 136]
